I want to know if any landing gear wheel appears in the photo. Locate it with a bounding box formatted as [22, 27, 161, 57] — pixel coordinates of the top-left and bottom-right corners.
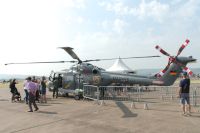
[74, 95, 80, 100]
[65, 93, 69, 97]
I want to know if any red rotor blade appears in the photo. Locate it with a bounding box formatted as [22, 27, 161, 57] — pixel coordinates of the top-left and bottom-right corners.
[155, 45, 170, 57]
[156, 60, 171, 77]
[177, 39, 190, 56]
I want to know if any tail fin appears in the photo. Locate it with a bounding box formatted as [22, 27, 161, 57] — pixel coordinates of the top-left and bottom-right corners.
[159, 63, 182, 86]
[157, 56, 196, 86]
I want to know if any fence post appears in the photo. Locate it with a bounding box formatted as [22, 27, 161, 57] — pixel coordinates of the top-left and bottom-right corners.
[139, 86, 142, 101]
[161, 95, 164, 101]
[131, 101, 136, 109]
[94, 86, 100, 105]
[83, 85, 85, 100]
[171, 95, 173, 100]
[171, 86, 173, 101]
[193, 88, 197, 107]
[144, 102, 149, 110]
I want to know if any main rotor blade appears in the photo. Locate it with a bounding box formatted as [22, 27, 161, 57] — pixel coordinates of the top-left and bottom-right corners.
[177, 39, 190, 56]
[83, 55, 160, 62]
[59, 47, 82, 63]
[155, 45, 171, 57]
[5, 61, 76, 65]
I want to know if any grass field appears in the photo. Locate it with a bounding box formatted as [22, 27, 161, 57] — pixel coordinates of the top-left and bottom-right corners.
[0, 81, 24, 90]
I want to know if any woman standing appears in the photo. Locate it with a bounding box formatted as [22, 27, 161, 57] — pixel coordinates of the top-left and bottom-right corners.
[41, 76, 47, 103]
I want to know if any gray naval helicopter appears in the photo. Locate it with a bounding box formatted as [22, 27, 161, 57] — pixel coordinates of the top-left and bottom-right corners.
[57, 39, 195, 88]
[5, 39, 196, 99]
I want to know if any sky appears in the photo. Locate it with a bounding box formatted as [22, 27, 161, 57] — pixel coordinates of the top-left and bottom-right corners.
[0, 0, 199, 76]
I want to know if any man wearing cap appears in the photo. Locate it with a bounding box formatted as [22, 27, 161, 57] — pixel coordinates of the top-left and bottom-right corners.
[178, 72, 191, 116]
[26, 77, 39, 112]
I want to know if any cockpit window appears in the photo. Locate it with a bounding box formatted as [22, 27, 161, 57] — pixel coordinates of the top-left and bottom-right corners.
[87, 63, 92, 66]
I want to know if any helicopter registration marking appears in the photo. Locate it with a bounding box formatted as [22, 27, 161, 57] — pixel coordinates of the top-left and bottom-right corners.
[93, 76, 101, 85]
[152, 80, 164, 85]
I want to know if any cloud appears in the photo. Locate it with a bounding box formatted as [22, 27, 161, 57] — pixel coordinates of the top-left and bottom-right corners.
[172, 0, 200, 18]
[100, 19, 127, 34]
[135, 0, 169, 21]
[154, 0, 200, 42]
[99, 0, 169, 22]
[99, 0, 130, 15]
[101, 20, 109, 29]
[113, 18, 127, 33]
[98, 0, 200, 24]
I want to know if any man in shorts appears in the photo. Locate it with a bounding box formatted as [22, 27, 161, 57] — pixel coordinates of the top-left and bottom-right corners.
[179, 72, 191, 116]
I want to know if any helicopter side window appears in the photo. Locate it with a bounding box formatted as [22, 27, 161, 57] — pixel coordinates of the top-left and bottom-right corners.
[87, 63, 92, 66]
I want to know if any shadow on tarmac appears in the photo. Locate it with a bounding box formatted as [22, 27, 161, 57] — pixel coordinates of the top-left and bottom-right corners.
[38, 104, 52, 106]
[115, 101, 138, 118]
[37, 111, 58, 114]
[187, 114, 200, 118]
[0, 99, 9, 101]
[149, 108, 180, 113]
[49, 102, 62, 104]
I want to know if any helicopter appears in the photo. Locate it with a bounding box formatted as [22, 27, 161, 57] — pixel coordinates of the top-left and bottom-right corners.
[5, 39, 196, 97]
[58, 39, 195, 88]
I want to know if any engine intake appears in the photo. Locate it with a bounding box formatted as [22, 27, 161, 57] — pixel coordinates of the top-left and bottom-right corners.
[92, 69, 99, 74]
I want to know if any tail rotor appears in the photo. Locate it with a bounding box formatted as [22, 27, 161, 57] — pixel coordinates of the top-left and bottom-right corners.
[155, 39, 193, 77]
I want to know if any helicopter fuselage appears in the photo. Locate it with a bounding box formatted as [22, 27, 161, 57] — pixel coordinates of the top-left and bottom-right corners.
[59, 55, 196, 90]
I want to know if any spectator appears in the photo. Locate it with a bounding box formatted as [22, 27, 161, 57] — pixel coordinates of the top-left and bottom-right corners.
[9, 79, 18, 102]
[23, 78, 29, 104]
[26, 77, 39, 112]
[41, 76, 47, 103]
[178, 72, 191, 116]
[32, 76, 40, 103]
[58, 74, 63, 88]
[53, 77, 59, 98]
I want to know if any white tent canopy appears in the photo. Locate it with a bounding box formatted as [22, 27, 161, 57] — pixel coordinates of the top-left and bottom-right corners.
[106, 58, 135, 73]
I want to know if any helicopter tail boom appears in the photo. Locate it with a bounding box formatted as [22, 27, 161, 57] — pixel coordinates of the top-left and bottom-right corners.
[154, 56, 196, 86]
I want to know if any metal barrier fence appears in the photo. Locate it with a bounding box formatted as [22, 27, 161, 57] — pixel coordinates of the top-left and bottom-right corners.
[83, 85, 200, 107]
[83, 85, 99, 100]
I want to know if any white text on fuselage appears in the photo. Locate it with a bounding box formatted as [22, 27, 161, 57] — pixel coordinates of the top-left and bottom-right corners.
[112, 76, 129, 83]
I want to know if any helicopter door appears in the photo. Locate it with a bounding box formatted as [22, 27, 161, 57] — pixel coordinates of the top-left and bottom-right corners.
[62, 72, 77, 90]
